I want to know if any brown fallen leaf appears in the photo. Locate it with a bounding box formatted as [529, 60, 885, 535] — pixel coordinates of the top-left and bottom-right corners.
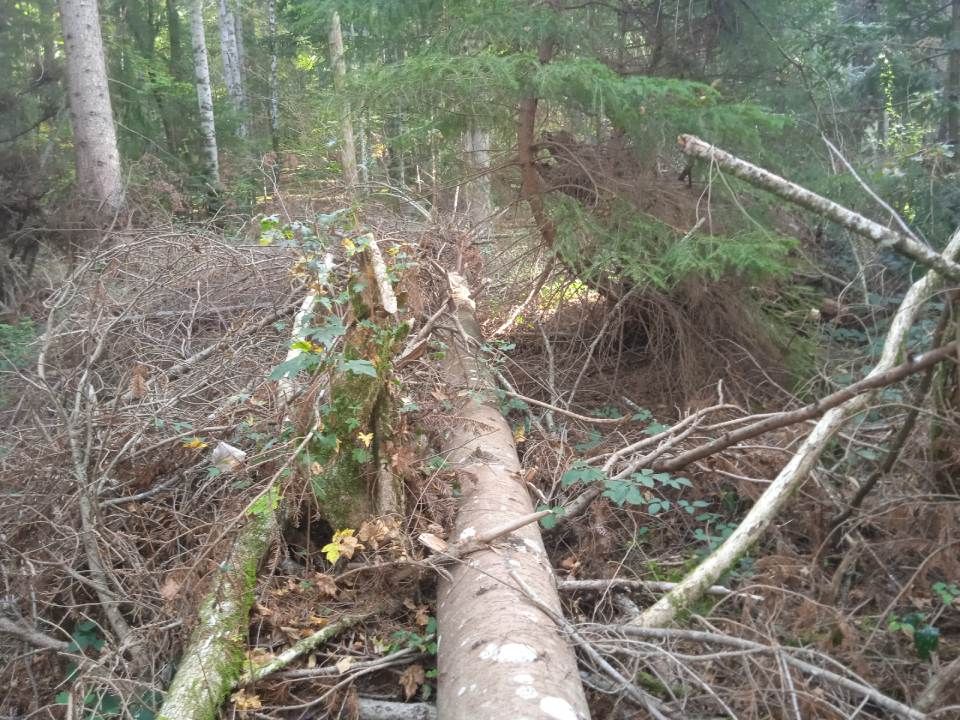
[159, 576, 181, 602]
[231, 689, 262, 711]
[313, 572, 338, 598]
[399, 663, 425, 700]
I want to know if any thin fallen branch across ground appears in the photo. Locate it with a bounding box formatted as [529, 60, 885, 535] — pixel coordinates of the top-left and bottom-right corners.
[599, 624, 926, 720]
[631, 224, 960, 630]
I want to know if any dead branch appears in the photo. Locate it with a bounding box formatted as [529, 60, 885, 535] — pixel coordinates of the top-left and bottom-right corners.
[235, 615, 364, 686]
[678, 134, 960, 281]
[605, 624, 926, 720]
[658, 340, 959, 471]
[632, 225, 960, 629]
[558, 578, 763, 602]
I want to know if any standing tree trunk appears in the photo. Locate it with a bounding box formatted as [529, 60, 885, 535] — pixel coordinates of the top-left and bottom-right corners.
[329, 10, 358, 191]
[435, 273, 590, 720]
[946, 0, 960, 146]
[267, 0, 280, 153]
[461, 124, 494, 243]
[190, 0, 220, 188]
[217, 0, 247, 137]
[59, 0, 124, 213]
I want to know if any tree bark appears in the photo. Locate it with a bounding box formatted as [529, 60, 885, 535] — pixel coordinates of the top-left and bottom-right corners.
[267, 0, 280, 153]
[946, 0, 960, 146]
[58, 0, 124, 212]
[190, 0, 221, 188]
[217, 0, 247, 137]
[435, 272, 590, 720]
[461, 124, 494, 243]
[329, 10, 358, 191]
[157, 498, 279, 720]
[633, 224, 960, 628]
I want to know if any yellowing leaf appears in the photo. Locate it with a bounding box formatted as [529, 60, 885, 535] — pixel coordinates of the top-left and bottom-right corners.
[357, 431, 374, 448]
[183, 437, 208, 450]
[342, 237, 356, 254]
[231, 690, 262, 711]
[513, 425, 526, 444]
[321, 528, 364, 564]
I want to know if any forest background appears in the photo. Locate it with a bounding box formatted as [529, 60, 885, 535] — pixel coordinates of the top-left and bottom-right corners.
[2, 1, 960, 719]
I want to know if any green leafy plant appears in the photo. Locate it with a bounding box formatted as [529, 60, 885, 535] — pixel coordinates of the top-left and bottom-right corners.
[932, 581, 960, 606]
[389, 617, 438, 655]
[887, 612, 940, 660]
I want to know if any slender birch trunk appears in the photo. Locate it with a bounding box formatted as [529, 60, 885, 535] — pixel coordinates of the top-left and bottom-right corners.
[59, 0, 124, 212]
[190, 0, 220, 187]
[217, 0, 247, 137]
[329, 10, 358, 191]
[267, 0, 280, 153]
[946, 0, 960, 145]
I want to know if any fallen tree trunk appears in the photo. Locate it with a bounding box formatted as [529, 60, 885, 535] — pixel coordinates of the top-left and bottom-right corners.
[632, 224, 960, 629]
[158, 236, 402, 720]
[677, 134, 960, 282]
[435, 272, 590, 720]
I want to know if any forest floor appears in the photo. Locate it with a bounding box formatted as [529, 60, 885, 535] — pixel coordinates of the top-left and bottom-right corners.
[1, 184, 958, 719]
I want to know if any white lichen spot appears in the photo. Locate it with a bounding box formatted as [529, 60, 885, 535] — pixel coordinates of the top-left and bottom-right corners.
[515, 686, 538, 700]
[540, 696, 578, 720]
[508, 558, 521, 567]
[458, 687, 466, 697]
[459, 526, 477, 541]
[479, 642, 537, 663]
[512, 673, 534, 684]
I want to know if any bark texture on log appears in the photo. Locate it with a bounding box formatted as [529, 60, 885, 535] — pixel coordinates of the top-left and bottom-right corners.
[435, 273, 590, 720]
[157, 501, 278, 720]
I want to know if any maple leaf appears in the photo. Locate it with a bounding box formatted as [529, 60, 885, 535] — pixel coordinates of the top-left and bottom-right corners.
[313, 572, 338, 598]
[400, 664, 426, 700]
[321, 528, 364, 563]
[357, 431, 374, 448]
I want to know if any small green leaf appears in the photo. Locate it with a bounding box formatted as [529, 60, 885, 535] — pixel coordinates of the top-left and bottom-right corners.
[914, 625, 940, 660]
[269, 352, 318, 381]
[341, 359, 377, 377]
[56, 692, 70, 705]
[561, 462, 605, 487]
[602, 479, 644, 507]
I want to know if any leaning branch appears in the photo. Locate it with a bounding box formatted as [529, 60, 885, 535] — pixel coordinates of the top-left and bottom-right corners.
[632, 225, 960, 628]
[658, 340, 959, 471]
[678, 134, 960, 282]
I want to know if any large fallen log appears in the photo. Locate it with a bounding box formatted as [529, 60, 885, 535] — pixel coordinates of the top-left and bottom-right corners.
[158, 235, 402, 720]
[434, 272, 590, 720]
